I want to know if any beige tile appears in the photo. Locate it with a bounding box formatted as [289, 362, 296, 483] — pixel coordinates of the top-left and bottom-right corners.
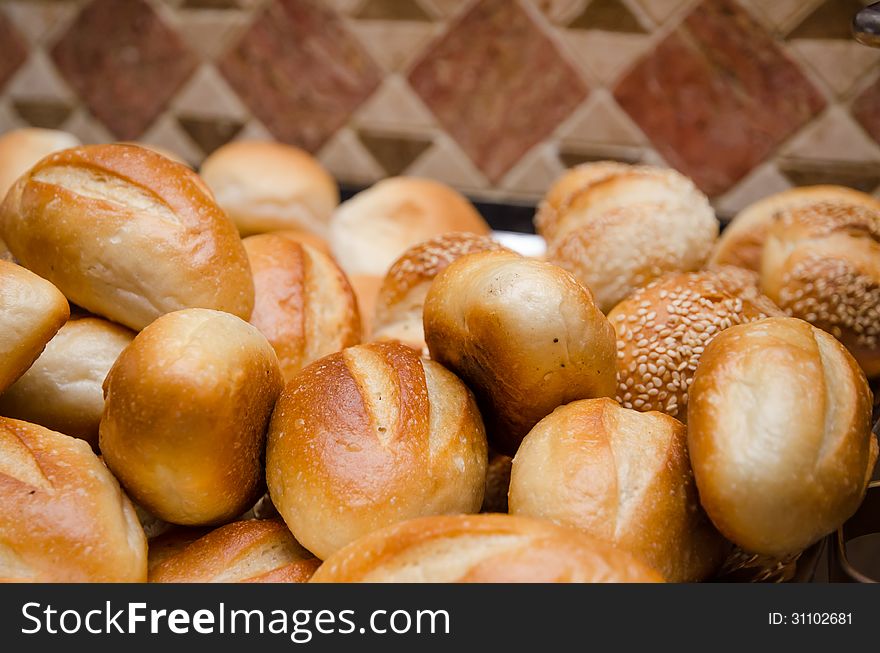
[353, 74, 437, 132]
[499, 141, 565, 197]
[233, 118, 274, 143]
[347, 19, 439, 72]
[166, 7, 254, 60]
[0, 99, 25, 134]
[714, 162, 793, 217]
[418, 0, 475, 19]
[172, 64, 249, 119]
[529, 0, 588, 25]
[631, 0, 694, 25]
[781, 105, 880, 162]
[555, 88, 646, 146]
[139, 112, 203, 165]
[2, 0, 84, 46]
[404, 133, 490, 193]
[61, 107, 116, 145]
[5, 50, 76, 101]
[739, 0, 823, 34]
[789, 39, 880, 99]
[323, 0, 367, 15]
[317, 126, 385, 185]
[559, 29, 650, 86]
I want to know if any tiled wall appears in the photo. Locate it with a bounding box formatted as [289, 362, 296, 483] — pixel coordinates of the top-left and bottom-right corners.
[1, 0, 879, 218]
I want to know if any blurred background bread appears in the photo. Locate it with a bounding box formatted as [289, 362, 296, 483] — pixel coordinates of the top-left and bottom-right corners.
[0, 416, 147, 582]
[310, 514, 663, 583]
[688, 317, 877, 557]
[266, 341, 487, 560]
[100, 309, 283, 526]
[0, 128, 80, 201]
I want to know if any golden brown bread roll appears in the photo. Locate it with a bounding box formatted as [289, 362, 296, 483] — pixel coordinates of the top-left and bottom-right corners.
[424, 250, 617, 455]
[481, 452, 512, 514]
[0, 143, 254, 330]
[373, 232, 508, 354]
[688, 317, 877, 557]
[0, 316, 133, 446]
[266, 341, 488, 560]
[609, 270, 777, 422]
[200, 140, 338, 237]
[760, 200, 880, 377]
[149, 519, 320, 583]
[0, 417, 147, 581]
[272, 229, 333, 257]
[310, 514, 663, 582]
[0, 128, 81, 200]
[100, 308, 284, 526]
[329, 177, 491, 279]
[710, 186, 880, 272]
[244, 233, 361, 382]
[0, 261, 69, 394]
[509, 398, 727, 581]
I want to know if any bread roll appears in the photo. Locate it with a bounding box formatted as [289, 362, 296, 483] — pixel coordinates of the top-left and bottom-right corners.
[100, 309, 284, 525]
[0, 316, 133, 447]
[121, 142, 190, 167]
[424, 250, 617, 455]
[0, 143, 254, 330]
[149, 520, 320, 583]
[200, 140, 338, 237]
[266, 341, 488, 560]
[0, 417, 147, 581]
[0, 128, 80, 200]
[310, 514, 663, 582]
[509, 398, 727, 581]
[760, 200, 880, 377]
[0, 261, 69, 393]
[329, 177, 490, 279]
[373, 232, 508, 354]
[609, 270, 776, 421]
[349, 274, 383, 338]
[688, 317, 877, 557]
[481, 452, 512, 513]
[711, 186, 880, 272]
[273, 229, 333, 257]
[244, 233, 361, 381]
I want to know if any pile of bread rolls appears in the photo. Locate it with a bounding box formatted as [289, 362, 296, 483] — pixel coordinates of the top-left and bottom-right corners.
[0, 127, 876, 584]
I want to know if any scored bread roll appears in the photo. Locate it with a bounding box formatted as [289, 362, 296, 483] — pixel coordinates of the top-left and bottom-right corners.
[0, 128, 81, 200]
[0, 143, 254, 330]
[0, 315, 134, 446]
[266, 341, 488, 560]
[760, 200, 880, 377]
[100, 309, 284, 525]
[509, 398, 727, 582]
[329, 177, 491, 279]
[711, 186, 880, 272]
[0, 261, 69, 393]
[200, 140, 338, 237]
[424, 250, 617, 455]
[149, 520, 320, 583]
[373, 232, 508, 354]
[688, 317, 877, 557]
[244, 233, 361, 381]
[310, 514, 663, 583]
[0, 417, 147, 581]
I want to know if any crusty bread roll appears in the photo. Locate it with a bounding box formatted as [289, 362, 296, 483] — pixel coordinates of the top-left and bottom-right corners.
[0, 315, 133, 446]
[0, 417, 147, 581]
[273, 229, 333, 257]
[100, 309, 284, 525]
[509, 398, 727, 581]
[266, 341, 488, 560]
[688, 317, 877, 557]
[244, 233, 361, 381]
[0, 261, 69, 393]
[310, 514, 663, 582]
[121, 142, 189, 167]
[373, 232, 508, 354]
[0, 128, 80, 200]
[609, 270, 777, 421]
[760, 200, 880, 377]
[149, 519, 320, 583]
[711, 186, 880, 272]
[424, 250, 617, 455]
[200, 140, 338, 237]
[481, 452, 513, 513]
[329, 177, 491, 279]
[0, 143, 254, 330]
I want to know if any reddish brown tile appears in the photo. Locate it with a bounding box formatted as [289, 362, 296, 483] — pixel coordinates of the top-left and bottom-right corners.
[568, 0, 647, 33]
[177, 116, 244, 156]
[0, 13, 28, 93]
[51, 0, 197, 140]
[357, 130, 433, 175]
[787, 0, 864, 40]
[13, 100, 73, 130]
[408, 0, 589, 182]
[219, 0, 382, 153]
[853, 78, 880, 146]
[614, 0, 825, 196]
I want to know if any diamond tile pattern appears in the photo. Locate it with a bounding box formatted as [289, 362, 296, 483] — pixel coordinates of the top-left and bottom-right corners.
[0, 12, 28, 93]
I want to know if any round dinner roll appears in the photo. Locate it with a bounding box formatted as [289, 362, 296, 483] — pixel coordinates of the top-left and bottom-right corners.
[266, 341, 488, 560]
[760, 200, 880, 377]
[149, 520, 320, 583]
[609, 270, 777, 421]
[710, 186, 880, 272]
[329, 177, 491, 279]
[200, 140, 338, 237]
[509, 398, 727, 581]
[100, 309, 284, 526]
[310, 514, 663, 582]
[373, 232, 508, 354]
[0, 143, 254, 331]
[244, 233, 361, 382]
[0, 315, 133, 446]
[0, 261, 69, 393]
[688, 317, 877, 557]
[0, 128, 80, 200]
[424, 250, 617, 455]
[0, 417, 147, 581]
